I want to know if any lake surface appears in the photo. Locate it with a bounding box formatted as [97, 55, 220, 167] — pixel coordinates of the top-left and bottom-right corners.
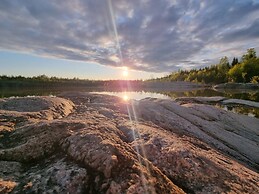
[94, 89, 259, 101]
[1, 87, 259, 101]
[1, 87, 259, 117]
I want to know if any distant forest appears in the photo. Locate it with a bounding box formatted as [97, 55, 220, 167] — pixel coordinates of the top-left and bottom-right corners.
[0, 74, 143, 89]
[0, 74, 102, 88]
[156, 48, 259, 84]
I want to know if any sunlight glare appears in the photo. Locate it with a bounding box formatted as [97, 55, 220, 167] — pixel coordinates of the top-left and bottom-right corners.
[123, 70, 128, 77]
[123, 94, 129, 101]
[122, 66, 129, 77]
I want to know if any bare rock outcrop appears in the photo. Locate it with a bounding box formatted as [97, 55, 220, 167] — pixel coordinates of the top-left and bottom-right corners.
[0, 94, 183, 194]
[134, 98, 259, 170]
[119, 122, 259, 193]
[0, 93, 258, 193]
[0, 96, 74, 134]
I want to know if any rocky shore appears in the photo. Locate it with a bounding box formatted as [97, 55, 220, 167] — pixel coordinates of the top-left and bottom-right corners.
[0, 93, 258, 193]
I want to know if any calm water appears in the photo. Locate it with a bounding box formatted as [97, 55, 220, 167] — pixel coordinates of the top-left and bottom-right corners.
[92, 91, 170, 100]
[93, 89, 259, 102]
[1, 87, 259, 117]
[1, 87, 258, 101]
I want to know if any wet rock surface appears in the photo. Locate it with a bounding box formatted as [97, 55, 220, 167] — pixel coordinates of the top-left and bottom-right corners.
[0, 92, 258, 193]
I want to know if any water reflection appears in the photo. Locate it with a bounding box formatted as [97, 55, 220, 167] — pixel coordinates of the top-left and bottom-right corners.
[93, 91, 170, 100]
[161, 89, 259, 102]
[123, 93, 129, 101]
[1, 87, 258, 102]
[220, 105, 259, 118]
[1, 87, 258, 118]
[92, 90, 259, 118]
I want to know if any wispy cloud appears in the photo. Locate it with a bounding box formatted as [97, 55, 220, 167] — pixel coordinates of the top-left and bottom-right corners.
[0, 0, 259, 73]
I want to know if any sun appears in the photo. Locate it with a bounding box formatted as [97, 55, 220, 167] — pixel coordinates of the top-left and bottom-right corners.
[123, 70, 128, 77]
[122, 66, 129, 77]
[123, 94, 129, 101]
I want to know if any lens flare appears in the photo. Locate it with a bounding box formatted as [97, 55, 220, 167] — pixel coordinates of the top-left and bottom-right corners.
[108, 1, 154, 192]
[123, 94, 129, 101]
[108, 0, 123, 64]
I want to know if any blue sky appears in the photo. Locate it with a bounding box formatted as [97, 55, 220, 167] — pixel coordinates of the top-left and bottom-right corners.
[0, 51, 159, 80]
[0, 0, 259, 80]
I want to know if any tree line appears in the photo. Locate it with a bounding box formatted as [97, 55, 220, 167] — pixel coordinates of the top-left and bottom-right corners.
[156, 48, 259, 84]
[0, 74, 144, 89]
[0, 75, 104, 88]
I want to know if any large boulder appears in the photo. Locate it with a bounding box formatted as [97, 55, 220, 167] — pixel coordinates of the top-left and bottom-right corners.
[0, 96, 75, 134]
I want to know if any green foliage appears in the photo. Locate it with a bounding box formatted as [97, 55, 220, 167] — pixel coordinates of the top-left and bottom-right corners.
[228, 55, 259, 83]
[228, 63, 244, 82]
[157, 48, 259, 84]
[158, 60, 231, 84]
[241, 48, 256, 62]
[251, 76, 259, 84]
[242, 58, 259, 82]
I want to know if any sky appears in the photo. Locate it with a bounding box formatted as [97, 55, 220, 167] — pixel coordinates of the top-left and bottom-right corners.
[0, 0, 259, 80]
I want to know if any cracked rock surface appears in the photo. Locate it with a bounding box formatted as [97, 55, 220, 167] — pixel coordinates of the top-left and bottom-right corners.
[0, 92, 258, 193]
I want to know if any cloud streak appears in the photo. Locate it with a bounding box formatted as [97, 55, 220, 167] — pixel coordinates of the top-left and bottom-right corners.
[0, 0, 259, 73]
